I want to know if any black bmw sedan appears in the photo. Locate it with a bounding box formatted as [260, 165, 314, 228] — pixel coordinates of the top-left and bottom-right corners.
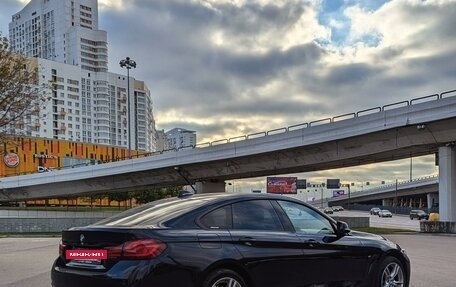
[52, 193, 410, 287]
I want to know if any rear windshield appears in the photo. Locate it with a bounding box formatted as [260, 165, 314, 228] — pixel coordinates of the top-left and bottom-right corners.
[93, 194, 222, 227]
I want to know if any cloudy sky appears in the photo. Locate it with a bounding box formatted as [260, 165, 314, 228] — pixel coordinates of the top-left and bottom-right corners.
[1, 0, 454, 191]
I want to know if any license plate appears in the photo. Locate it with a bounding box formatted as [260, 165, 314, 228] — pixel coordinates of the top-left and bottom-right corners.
[66, 249, 108, 260]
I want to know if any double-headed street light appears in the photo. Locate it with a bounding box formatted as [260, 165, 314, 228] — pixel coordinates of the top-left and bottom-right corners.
[119, 57, 136, 158]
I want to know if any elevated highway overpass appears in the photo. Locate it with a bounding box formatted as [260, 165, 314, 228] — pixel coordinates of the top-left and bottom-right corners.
[315, 176, 439, 209]
[1, 90, 456, 220]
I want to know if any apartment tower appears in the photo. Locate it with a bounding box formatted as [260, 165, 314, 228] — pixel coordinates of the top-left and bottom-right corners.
[8, 0, 156, 151]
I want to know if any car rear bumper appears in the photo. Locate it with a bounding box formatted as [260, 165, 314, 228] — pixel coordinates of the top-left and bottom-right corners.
[51, 257, 194, 287]
[51, 261, 127, 287]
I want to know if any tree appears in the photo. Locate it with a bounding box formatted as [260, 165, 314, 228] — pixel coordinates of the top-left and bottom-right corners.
[131, 186, 182, 204]
[107, 192, 131, 210]
[0, 35, 49, 143]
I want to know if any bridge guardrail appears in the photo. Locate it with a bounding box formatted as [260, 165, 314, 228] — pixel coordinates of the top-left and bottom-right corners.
[330, 175, 439, 200]
[332, 113, 356, 122]
[309, 118, 332, 127]
[247, 132, 266, 140]
[267, 128, 287, 135]
[229, 135, 247, 143]
[356, 107, 381, 117]
[381, 100, 409, 111]
[410, 94, 439, 105]
[288, 123, 308, 131]
[440, 89, 456, 99]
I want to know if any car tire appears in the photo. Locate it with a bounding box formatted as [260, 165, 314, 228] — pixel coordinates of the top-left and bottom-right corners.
[376, 256, 406, 287]
[202, 269, 247, 287]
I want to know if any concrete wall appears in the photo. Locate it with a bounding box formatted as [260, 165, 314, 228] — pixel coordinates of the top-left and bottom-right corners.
[0, 217, 105, 233]
[420, 221, 456, 234]
[0, 210, 119, 233]
[0, 210, 118, 218]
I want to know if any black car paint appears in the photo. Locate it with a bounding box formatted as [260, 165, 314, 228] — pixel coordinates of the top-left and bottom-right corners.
[410, 210, 429, 220]
[52, 193, 410, 287]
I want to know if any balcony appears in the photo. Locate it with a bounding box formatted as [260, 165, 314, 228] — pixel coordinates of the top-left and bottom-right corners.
[118, 95, 127, 103]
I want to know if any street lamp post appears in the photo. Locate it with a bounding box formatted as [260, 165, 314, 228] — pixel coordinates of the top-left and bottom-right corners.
[119, 57, 137, 159]
[320, 186, 323, 209]
[395, 179, 398, 214]
[346, 183, 352, 210]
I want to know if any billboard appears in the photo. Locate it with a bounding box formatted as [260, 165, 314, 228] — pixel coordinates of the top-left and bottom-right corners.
[296, 179, 307, 189]
[332, 190, 345, 197]
[326, 179, 340, 189]
[266, 177, 297, 194]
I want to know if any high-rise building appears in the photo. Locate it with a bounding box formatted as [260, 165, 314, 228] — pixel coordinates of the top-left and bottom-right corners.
[7, 0, 156, 152]
[165, 128, 196, 150]
[9, 0, 107, 70]
[155, 129, 166, 151]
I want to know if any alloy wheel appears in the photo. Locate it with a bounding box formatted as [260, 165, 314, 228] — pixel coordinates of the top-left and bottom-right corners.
[211, 277, 243, 287]
[381, 262, 404, 287]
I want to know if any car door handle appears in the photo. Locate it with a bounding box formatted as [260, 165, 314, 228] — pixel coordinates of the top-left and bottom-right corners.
[304, 239, 320, 247]
[239, 237, 257, 246]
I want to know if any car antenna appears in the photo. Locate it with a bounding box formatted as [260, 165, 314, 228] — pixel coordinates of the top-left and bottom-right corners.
[177, 190, 194, 198]
[174, 166, 197, 194]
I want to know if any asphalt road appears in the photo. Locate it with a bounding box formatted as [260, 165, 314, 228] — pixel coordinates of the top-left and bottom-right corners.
[336, 209, 422, 231]
[1, 233, 455, 287]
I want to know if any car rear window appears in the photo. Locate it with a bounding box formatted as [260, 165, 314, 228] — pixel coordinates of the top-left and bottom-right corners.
[93, 195, 222, 227]
[200, 205, 232, 229]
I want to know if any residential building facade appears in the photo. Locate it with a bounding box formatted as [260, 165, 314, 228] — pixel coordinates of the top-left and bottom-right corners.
[155, 129, 166, 151]
[165, 128, 196, 149]
[7, 0, 156, 152]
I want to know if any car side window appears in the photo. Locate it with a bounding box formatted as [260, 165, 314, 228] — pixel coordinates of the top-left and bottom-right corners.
[278, 201, 334, 234]
[200, 205, 232, 229]
[232, 200, 284, 231]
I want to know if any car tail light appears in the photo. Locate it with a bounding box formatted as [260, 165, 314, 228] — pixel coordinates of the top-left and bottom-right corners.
[59, 241, 66, 257]
[106, 239, 166, 260]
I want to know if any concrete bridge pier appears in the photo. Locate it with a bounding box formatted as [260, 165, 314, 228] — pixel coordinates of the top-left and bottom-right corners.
[195, 181, 226, 194]
[438, 146, 456, 221]
[427, 193, 438, 210]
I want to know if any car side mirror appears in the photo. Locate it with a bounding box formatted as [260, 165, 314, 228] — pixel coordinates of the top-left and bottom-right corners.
[336, 221, 351, 237]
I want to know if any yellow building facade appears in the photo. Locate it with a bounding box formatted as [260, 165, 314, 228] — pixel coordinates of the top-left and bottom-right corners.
[1, 136, 143, 177]
[1, 136, 144, 207]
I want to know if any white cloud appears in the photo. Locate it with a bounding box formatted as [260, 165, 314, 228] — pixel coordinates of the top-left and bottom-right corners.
[98, 0, 126, 10]
[339, 0, 456, 62]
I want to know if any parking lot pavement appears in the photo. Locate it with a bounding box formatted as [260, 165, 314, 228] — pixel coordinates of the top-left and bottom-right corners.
[0, 237, 60, 287]
[386, 234, 456, 287]
[1, 234, 455, 287]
